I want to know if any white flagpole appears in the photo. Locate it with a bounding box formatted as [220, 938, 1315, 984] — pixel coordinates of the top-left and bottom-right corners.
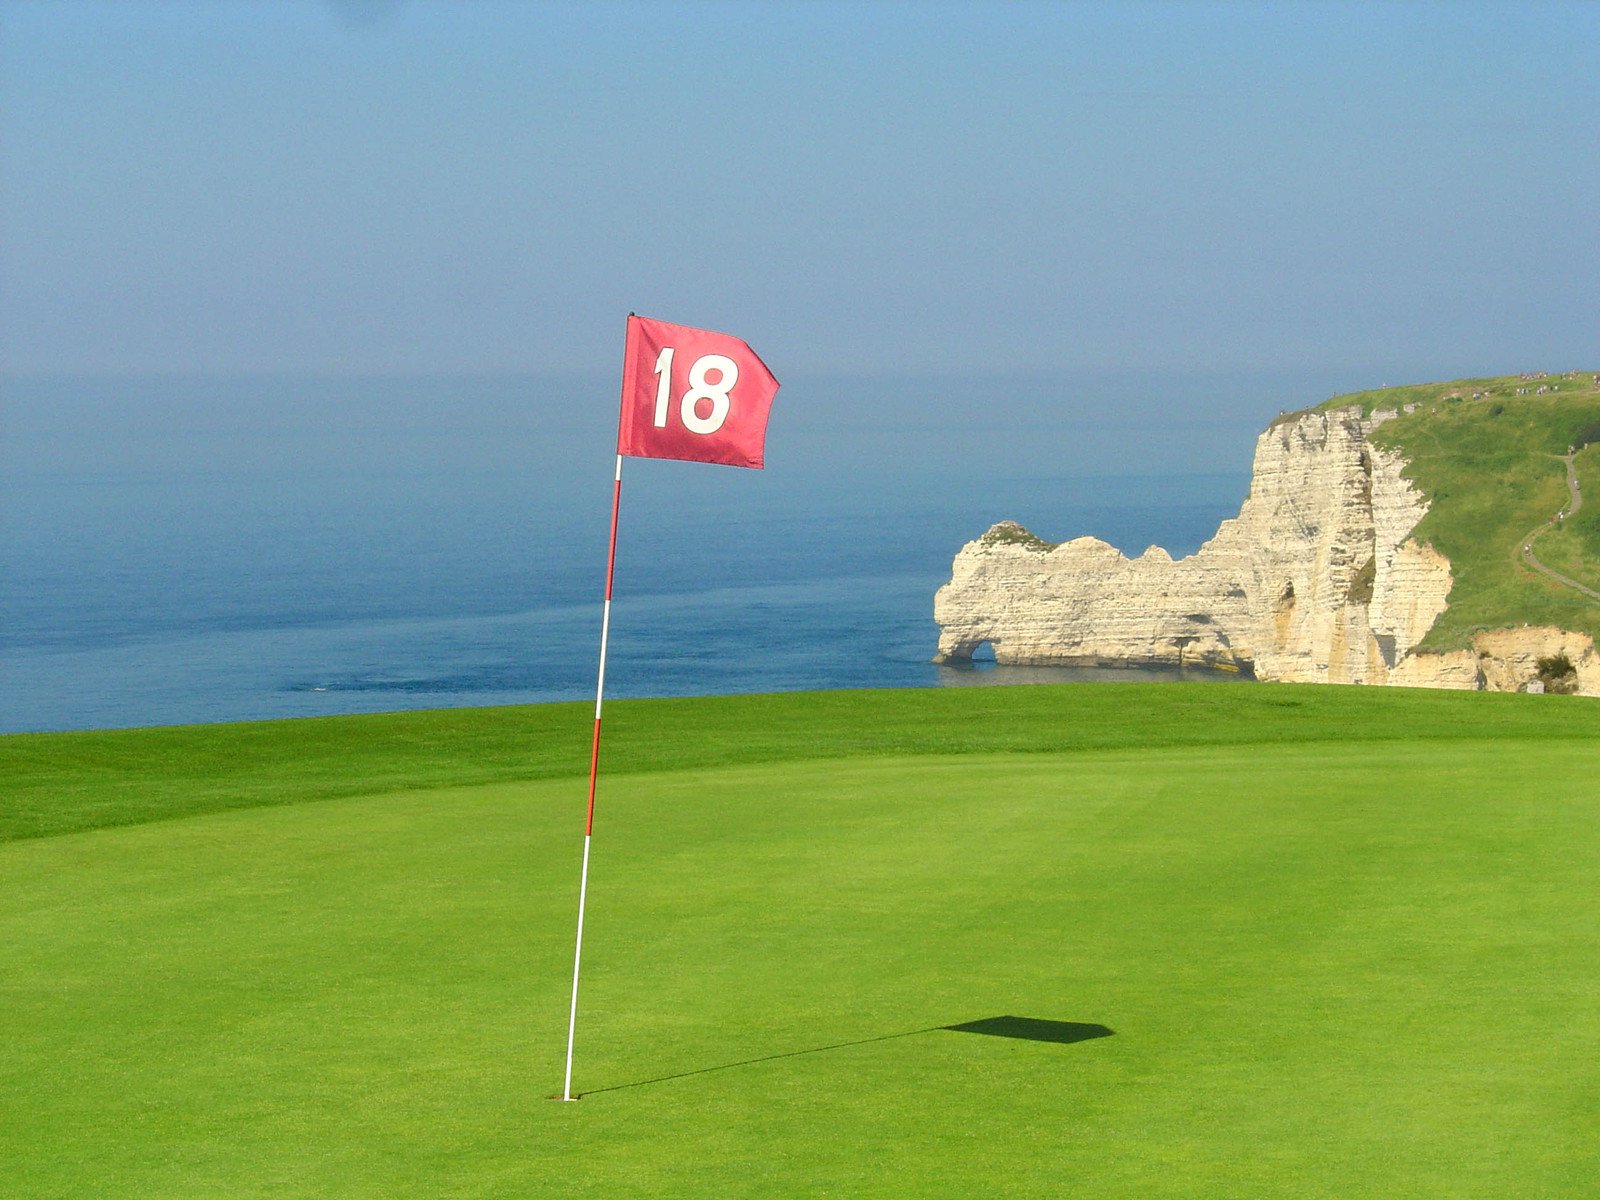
[562, 450, 624, 1102]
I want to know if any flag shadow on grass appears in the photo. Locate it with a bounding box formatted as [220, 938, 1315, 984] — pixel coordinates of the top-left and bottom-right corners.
[944, 1016, 1113, 1044]
[576, 1017, 1112, 1097]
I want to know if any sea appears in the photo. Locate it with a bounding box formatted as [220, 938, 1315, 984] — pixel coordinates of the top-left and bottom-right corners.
[1, 371, 1325, 734]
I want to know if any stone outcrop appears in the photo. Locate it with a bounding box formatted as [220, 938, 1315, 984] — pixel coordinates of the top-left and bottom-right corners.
[1383, 626, 1600, 694]
[933, 405, 1598, 696]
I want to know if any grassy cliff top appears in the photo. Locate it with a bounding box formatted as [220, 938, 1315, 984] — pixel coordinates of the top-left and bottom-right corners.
[979, 520, 1059, 551]
[1312, 370, 1598, 419]
[1311, 372, 1600, 651]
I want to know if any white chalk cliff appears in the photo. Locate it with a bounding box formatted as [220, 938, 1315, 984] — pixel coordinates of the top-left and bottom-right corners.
[934, 405, 1599, 695]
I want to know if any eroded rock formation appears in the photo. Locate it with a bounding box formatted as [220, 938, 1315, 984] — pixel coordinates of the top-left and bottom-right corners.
[933, 405, 1598, 695]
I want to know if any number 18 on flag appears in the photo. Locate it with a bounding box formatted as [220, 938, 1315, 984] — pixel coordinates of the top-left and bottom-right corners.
[617, 314, 780, 469]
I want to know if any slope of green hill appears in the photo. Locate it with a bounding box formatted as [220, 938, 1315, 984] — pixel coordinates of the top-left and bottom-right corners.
[1318, 373, 1600, 650]
[7, 681, 1600, 844]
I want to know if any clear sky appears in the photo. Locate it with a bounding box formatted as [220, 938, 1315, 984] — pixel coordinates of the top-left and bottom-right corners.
[1, 0, 1595, 381]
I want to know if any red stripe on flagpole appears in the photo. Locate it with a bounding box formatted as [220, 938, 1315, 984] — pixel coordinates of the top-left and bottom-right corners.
[584, 465, 623, 837]
[584, 717, 602, 836]
[603, 474, 623, 603]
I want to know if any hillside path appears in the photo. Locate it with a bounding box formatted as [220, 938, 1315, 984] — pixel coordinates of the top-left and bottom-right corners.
[1518, 451, 1600, 603]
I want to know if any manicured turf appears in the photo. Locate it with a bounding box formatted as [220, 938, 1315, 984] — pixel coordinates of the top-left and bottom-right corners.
[4, 684, 1599, 1197]
[8, 681, 1600, 843]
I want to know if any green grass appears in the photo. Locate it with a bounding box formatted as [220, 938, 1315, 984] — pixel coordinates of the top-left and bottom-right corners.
[8, 683, 1600, 844]
[4, 685, 1600, 1197]
[1294, 374, 1600, 650]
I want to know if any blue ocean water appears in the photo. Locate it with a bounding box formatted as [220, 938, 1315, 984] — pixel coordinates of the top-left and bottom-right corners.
[1, 373, 1286, 733]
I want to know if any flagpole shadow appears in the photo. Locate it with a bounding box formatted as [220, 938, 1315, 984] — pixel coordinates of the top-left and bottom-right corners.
[575, 1016, 1113, 1098]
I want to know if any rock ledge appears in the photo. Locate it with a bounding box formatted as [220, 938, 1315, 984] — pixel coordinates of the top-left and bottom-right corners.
[933, 406, 1598, 695]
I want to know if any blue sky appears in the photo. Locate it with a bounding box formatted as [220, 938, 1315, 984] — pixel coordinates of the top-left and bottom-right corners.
[1, 0, 1595, 380]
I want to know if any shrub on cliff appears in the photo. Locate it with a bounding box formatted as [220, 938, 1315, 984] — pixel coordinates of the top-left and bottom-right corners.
[980, 521, 1057, 552]
[1536, 652, 1578, 694]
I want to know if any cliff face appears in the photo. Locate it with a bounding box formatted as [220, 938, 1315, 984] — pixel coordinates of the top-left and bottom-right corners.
[933, 405, 1598, 694]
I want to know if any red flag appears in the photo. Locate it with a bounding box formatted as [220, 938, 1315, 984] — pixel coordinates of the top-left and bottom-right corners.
[617, 315, 780, 469]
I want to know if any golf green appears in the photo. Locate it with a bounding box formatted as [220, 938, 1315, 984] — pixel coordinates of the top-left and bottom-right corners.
[3, 687, 1598, 1196]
